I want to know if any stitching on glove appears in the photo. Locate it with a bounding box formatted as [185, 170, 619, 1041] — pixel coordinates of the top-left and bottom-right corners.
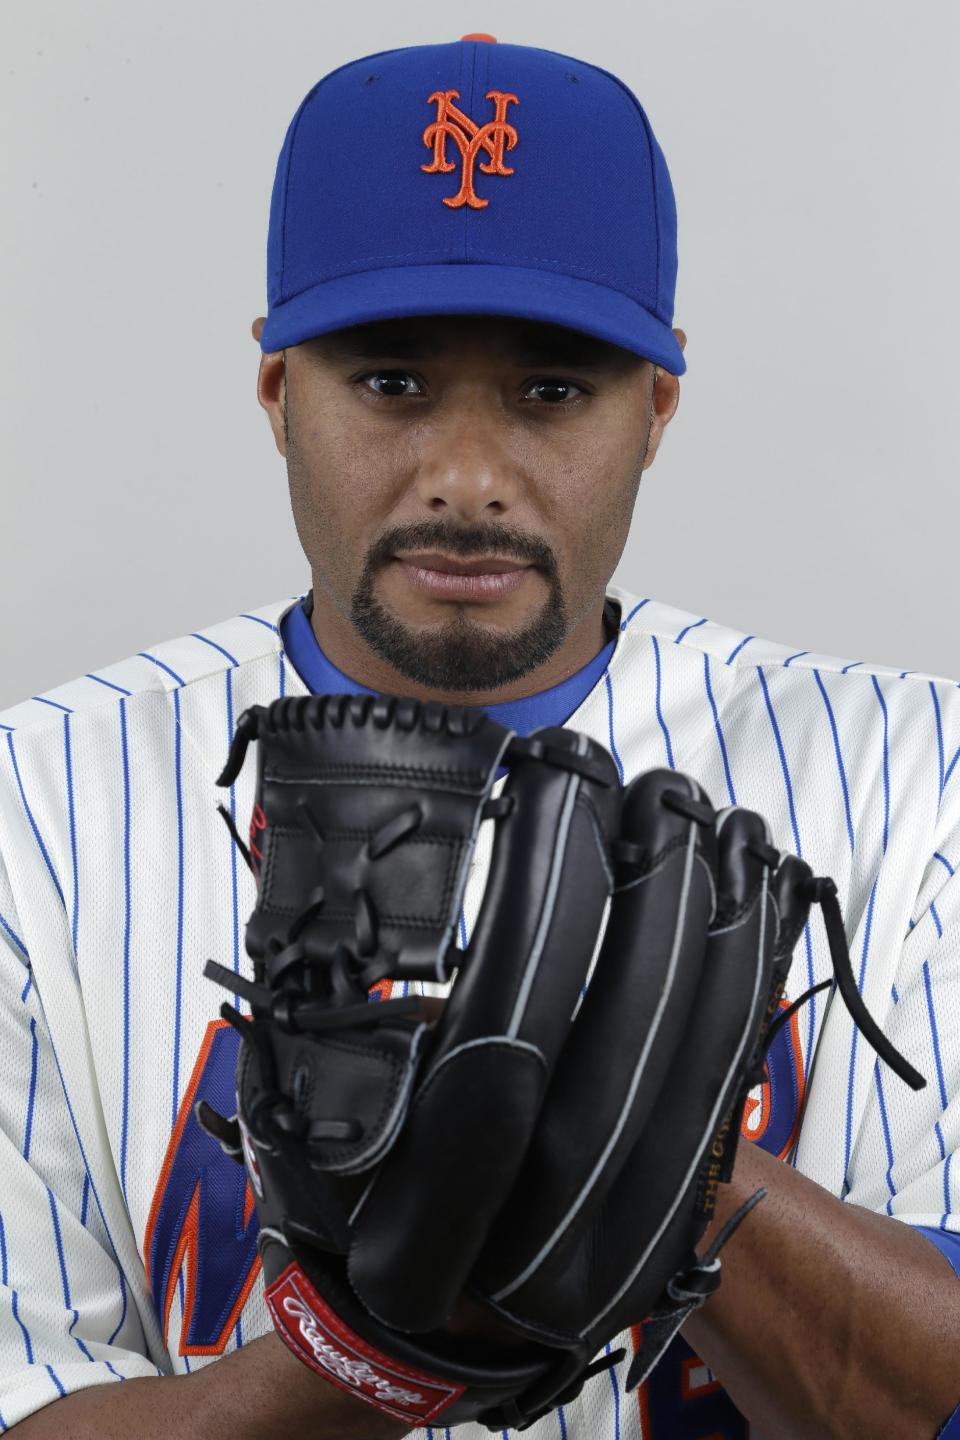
[492, 822, 702, 1304]
[574, 789, 616, 892]
[413, 1034, 547, 1111]
[324, 1022, 430, 1175]
[578, 869, 771, 1338]
[708, 878, 766, 935]
[267, 765, 492, 794]
[501, 766, 584, 1039]
[476, 1290, 581, 1346]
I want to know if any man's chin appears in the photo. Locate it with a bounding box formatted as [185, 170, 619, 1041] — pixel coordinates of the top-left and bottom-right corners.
[352, 613, 563, 694]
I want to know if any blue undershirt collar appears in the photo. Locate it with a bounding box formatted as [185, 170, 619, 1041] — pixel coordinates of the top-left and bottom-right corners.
[279, 592, 618, 737]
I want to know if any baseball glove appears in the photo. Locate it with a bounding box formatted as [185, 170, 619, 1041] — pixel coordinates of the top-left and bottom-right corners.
[199, 693, 923, 1432]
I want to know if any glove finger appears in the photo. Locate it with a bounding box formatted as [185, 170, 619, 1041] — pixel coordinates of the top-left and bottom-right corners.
[347, 725, 622, 1333]
[489, 805, 780, 1341]
[472, 769, 717, 1304]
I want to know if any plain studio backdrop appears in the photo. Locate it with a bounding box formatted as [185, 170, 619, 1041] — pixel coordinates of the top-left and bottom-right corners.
[1, 1, 958, 708]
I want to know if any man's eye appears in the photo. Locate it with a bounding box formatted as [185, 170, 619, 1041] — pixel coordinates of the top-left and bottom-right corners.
[522, 379, 584, 405]
[361, 371, 423, 398]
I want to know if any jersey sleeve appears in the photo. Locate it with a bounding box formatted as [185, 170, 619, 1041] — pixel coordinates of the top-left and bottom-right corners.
[0, 850, 161, 1430]
[844, 791, 960, 1234]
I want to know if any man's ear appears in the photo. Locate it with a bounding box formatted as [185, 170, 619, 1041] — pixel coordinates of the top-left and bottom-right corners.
[641, 326, 686, 473]
[252, 316, 286, 457]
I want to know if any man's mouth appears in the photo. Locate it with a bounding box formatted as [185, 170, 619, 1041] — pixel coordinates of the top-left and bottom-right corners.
[392, 552, 533, 601]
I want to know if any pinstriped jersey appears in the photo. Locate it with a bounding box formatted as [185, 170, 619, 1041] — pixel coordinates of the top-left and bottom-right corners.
[1, 580, 958, 1437]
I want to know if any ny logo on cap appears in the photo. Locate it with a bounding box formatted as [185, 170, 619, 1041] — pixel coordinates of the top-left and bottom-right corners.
[421, 89, 519, 209]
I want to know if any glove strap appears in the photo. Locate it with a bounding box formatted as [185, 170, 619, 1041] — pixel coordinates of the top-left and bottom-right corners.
[624, 1186, 767, 1395]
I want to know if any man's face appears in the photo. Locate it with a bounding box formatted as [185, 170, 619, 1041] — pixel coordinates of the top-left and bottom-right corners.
[259, 313, 681, 697]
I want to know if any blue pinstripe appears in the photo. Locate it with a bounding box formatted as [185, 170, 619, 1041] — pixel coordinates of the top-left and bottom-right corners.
[725, 634, 754, 665]
[674, 616, 706, 645]
[650, 636, 675, 769]
[80, 1172, 90, 1229]
[226, 668, 241, 1003]
[923, 960, 949, 1117]
[20, 970, 32, 1002]
[841, 661, 863, 675]
[11, 1289, 33, 1363]
[871, 677, 891, 851]
[171, 688, 186, 1128]
[945, 746, 960, 794]
[845, 690, 892, 1183]
[64, 714, 80, 957]
[192, 633, 241, 668]
[47, 1189, 69, 1305]
[873, 1061, 897, 1215]
[45, 1364, 65, 1397]
[604, 1339, 622, 1440]
[23, 1017, 38, 1160]
[0, 1211, 7, 1283]
[0, 909, 28, 958]
[85, 672, 133, 697]
[843, 874, 879, 1183]
[930, 682, 946, 802]
[23, 1007, 129, 1344]
[0, 1405, 6, 1430]
[783, 651, 809, 667]
[106, 1270, 127, 1347]
[934, 852, 955, 877]
[6, 732, 66, 909]
[119, 697, 133, 1201]
[31, 696, 72, 715]
[557, 1405, 568, 1437]
[459, 910, 468, 949]
[813, 670, 855, 855]
[931, 902, 944, 939]
[756, 667, 817, 1079]
[104, 1360, 126, 1381]
[620, 598, 650, 630]
[239, 614, 280, 634]
[138, 652, 186, 687]
[603, 671, 624, 784]
[68, 1305, 96, 1361]
[943, 1152, 954, 1232]
[279, 647, 287, 697]
[703, 652, 736, 805]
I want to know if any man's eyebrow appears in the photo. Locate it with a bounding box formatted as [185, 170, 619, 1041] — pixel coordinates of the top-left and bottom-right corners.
[317, 329, 434, 360]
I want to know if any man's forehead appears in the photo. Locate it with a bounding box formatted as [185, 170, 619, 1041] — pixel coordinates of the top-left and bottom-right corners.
[307, 315, 641, 369]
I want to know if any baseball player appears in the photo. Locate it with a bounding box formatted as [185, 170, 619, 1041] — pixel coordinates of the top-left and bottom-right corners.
[2, 33, 959, 1439]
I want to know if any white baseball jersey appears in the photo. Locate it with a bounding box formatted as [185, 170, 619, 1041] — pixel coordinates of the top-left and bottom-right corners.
[1, 581, 959, 1438]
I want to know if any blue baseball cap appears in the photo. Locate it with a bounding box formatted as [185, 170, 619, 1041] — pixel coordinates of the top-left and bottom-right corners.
[260, 35, 686, 375]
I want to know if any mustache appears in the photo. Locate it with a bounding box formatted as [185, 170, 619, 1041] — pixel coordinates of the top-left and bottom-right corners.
[366, 523, 556, 574]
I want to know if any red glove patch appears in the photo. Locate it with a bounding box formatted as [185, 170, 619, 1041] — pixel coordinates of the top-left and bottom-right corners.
[265, 1261, 466, 1424]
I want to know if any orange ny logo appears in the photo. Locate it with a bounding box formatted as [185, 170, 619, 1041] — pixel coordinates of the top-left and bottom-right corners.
[421, 89, 519, 209]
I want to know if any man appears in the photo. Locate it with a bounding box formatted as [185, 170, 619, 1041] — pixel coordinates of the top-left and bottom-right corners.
[1, 33, 958, 1439]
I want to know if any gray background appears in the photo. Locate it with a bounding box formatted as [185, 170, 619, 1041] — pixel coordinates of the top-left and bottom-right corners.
[3, 1, 958, 708]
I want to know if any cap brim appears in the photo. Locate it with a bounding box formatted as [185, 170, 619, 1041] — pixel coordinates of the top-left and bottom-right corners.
[260, 263, 686, 375]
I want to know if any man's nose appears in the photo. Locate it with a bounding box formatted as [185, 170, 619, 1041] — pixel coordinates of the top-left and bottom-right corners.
[412, 420, 520, 520]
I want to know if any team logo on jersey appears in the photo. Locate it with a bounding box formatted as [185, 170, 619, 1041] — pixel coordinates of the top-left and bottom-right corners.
[421, 89, 519, 208]
[739, 991, 806, 1160]
[144, 1020, 261, 1354]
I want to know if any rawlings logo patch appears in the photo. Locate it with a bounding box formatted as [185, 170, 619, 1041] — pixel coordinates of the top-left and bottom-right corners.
[422, 88, 519, 208]
[265, 1262, 465, 1423]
